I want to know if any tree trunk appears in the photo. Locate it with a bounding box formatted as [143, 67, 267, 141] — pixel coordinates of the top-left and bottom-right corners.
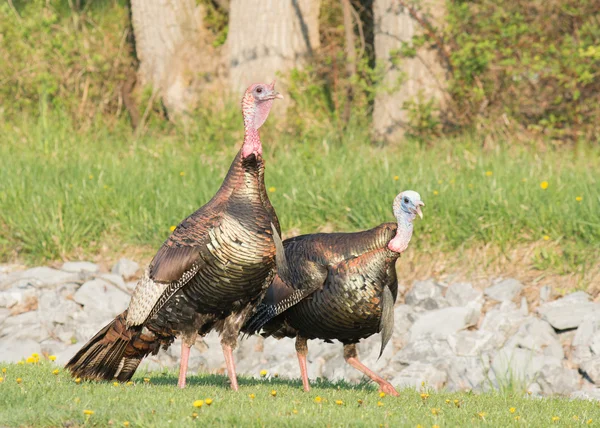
[130, 0, 223, 118]
[227, 0, 321, 101]
[373, 0, 447, 139]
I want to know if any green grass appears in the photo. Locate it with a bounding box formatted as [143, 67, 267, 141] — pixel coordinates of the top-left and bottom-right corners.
[1, 112, 599, 279]
[0, 363, 598, 427]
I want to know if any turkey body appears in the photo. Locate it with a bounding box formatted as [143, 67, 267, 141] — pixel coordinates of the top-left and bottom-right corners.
[67, 150, 279, 383]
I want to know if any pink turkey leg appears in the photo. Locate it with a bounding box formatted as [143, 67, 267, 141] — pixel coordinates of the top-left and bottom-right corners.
[177, 342, 191, 389]
[344, 344, 399, 396]
[222, 343, 239, 391]
[295, 336, 310, 392]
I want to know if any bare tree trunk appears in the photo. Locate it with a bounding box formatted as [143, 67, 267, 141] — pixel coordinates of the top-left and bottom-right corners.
[227, 0, 321, 102]
[130, 0, 224, 118]
[342, 0, 356, 123]
[373, 0, 447, 139]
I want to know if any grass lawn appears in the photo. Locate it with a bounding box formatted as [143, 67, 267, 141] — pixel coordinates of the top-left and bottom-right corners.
[1, 113, 599, 290]
[0, 363, 598, 427]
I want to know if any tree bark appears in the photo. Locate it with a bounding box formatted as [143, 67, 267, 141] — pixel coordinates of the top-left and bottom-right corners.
[373, 0, 447, 139]
[227, 0, 321, 100]
[130, 0, 223, 118]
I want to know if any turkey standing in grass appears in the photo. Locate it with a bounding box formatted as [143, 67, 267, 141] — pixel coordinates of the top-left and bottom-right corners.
[66, 82, 283, 390]
[244, 191, 424, 396]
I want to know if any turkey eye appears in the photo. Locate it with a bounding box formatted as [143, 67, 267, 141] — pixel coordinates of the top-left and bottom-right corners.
[403, 197, 409, 204]
[256, 87, 263, 93]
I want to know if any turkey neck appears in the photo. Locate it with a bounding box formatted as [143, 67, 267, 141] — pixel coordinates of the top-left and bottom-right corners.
[242, 128, 262, 158]
[387, 215, 414, 254]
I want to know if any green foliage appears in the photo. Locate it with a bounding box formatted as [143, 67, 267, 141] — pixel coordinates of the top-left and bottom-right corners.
[0, 0, 134, 128]
[1, 363, 599, 426]
[395, 0, 600, 142]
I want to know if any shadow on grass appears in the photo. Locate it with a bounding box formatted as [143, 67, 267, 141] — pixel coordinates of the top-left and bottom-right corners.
[143, 371, 378, 392]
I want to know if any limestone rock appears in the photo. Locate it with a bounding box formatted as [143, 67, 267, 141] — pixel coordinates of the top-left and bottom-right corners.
[571, 388, 600, 401]
[405, 280, 448, 310]
[61, 261, 100, 274]
[445, 282, 483, 308]
[580, 357, 600, 385]
[447, 330, 496, 357]
[391, 362, 447, 390]
[111, 258, 140, 279]
[536, 365, 580, 396]
[0, 338, 42, 362]
[484, 278, 523, 302]
[442, 355, 491, 392]
[72, 279, 129, 317]
[409, 306, 479, 340]
[571, 312, 600, 364]
[480, 302, 529, 348]
[0, 267, 79, 290]
[537, 292, 598, 330]
[0, 286, 37, 309]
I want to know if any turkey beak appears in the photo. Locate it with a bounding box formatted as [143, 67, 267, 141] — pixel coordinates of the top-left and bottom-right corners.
[271, 90, 283, 100]
[415, 201, 424, 220]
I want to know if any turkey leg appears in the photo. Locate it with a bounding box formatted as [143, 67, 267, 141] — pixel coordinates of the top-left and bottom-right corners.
[221, 342, 239, 391]
[178, 331, 197, 389]
[295, 336, 310, 392]
[343, 343, 399, 396]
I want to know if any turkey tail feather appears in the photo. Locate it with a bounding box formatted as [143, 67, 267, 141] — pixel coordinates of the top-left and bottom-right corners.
[378, 286, 394, 359]
[65, 311, 151, 382]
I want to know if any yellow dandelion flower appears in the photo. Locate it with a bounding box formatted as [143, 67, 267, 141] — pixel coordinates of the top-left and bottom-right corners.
[485, 171, 493, 177]
[357, 399, 363, 405]
[144, 378, 150, 383]
[260, 370, 268, 377]
[89, 174, 94, 180]
[52, 369, 59, 375]
[454, 399, 460, 407]
[379, 392, 386, 398]
[573, 416, 580, 421]
[292, 409, 298, 414]
[17, 360, 24, 365]
[515, 415, 521, 421]
[249, 394, 255, 399]
[268, 187, 276, 193]
[126, 381, 134, 386]
[433, 425, 440, 428]
[169, 225, 176, 232]
[191, 413, 198, 419]
[393, 175, 399, 181]
[335, 400, 343, 405]
[468, 183, 474, 189]
[123, 421, 130, 427]
[103, 185, 109, 189]
[552, 416, 560, 422]
[377, 401, 384, 407]
[1, 368, 6, 373]
[587, 419, 593, 425]
[543, 235, 550, 241]
[193, 400, 204, 408]
[113, 381, 119, 386]
[74, 398, 81, 403]
[48, 355, 56, 362]
[509, 407, 516, 414]
[433, 190, 439, 195]
[314, 396, 322, 403]
[31, 353, 39, 358]
[431, 408, 440, 415]
[0, 377, 3, 383]
[75, 378, 81, 384]
[420, 393, 430, 401]
[26, 357, 36, 364]
[270, 390, 277, 397]
[83, 410, 94, 416]
[522, 178, 527, 182]
[205, 398, 213, 406]
[478, 412, 486, 419]
[180, 171, 185, 176]
[274, 373, 279, 378]
[438, 179, 444, 184]
[421, 381, 425, 387]
[576, 196, 583, 202]
[540, 181, 549, 190]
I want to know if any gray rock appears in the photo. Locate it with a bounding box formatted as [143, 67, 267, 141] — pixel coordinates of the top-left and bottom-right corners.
[61, 261, 100, 274]
[72, 278, 129, 317]
[0, 311, 48, 342]
[0, 267, 79, 290]
[490, 346, 562, 388]
[527, 382, 543, 397]
[393, 337, 453, 367]
[0, 286, 37, 309]
[405, 280, 448, 310]
[392, 304, 416, 347]
[572, 312, 600, 364]
[111, 258, 140, 279]
[54, 344, 81, 365]
[445, 282, 483, 308]
[537, 365, 580, 396]
[480, 302, 529, 347]
[537, 293, 598, 330]
[38, 289, 81, 325]
[570, 388, 600, 401]
[447, 330, 496, 357]
[580, 357, 600, 385]
[0, 308, 10, 325]
[409, 306, 479, 340]
[443, 355, 491, 392]
[504, 318, 564, 360]
[0, 338, 42, 362]
[391, 362, 447, 390]
[539, 285, 553, 303]
[484, 278, 523, 302]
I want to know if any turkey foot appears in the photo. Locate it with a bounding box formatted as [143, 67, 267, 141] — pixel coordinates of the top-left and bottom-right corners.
[178, 341, 192, 389]
[222, 342, 239, 391]
[295, 336, 310, 392]
[343, 344, 399, 397]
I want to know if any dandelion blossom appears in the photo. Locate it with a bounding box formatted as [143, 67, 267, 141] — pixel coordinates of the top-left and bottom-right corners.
[509, 407, 516, 414]
[48, 355, 56, 362]
[83, 410, 94, 416]
[191, 413, 198, 419]
[205, 398, 213, 406]
[260, 370, 268, 377]
[379, 392, 386, 398]
[357, 399, 363, 405]
[0, 377, 4, 383]
[573, 416, 580, 421]
[113, 382, 119, 386]
[485, 171, 493, 177]
[431, 408, 440, 415]
[552, 416, 560, 422]
[144, 378, 150, 383]
[540, 181, 549, 190]
[270, 390, 277, 397]
[335, 400, 343, 405]
[249, 394, 255, 399]
[268, 187, 276, 193]
[193, 400, 204, 408]
[420, 393, 429, 401]
[393, 176, 399, 181]
[478, 412, 486, 419]
[75, 378, 81, 384]
[180, 171, 185, 176]
[515, 416, 521, 421]
[123, 422, 130, 427]
[1, 368, 6, 374]
[314, 396, 322, 403]
[52, 369, 59, 375]
[576, 196, 583, 202]
[377, 401, 384, 407]
[433, 190, 439, 196]
[126, 381, 133, 386]
[292, 409, 298, 414]
[170, 225, 176, 232]
[543, 235, 550, 241]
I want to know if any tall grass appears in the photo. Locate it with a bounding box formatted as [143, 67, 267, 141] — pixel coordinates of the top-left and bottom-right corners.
[1, 110, 599, 277]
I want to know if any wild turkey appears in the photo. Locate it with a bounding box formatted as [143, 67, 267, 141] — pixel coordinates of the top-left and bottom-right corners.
[244, 191, 424, 396]
[66, 82, 283, 390]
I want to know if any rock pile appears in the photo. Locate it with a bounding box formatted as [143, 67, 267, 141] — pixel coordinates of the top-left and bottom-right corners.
[1, 262, 599, 399]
